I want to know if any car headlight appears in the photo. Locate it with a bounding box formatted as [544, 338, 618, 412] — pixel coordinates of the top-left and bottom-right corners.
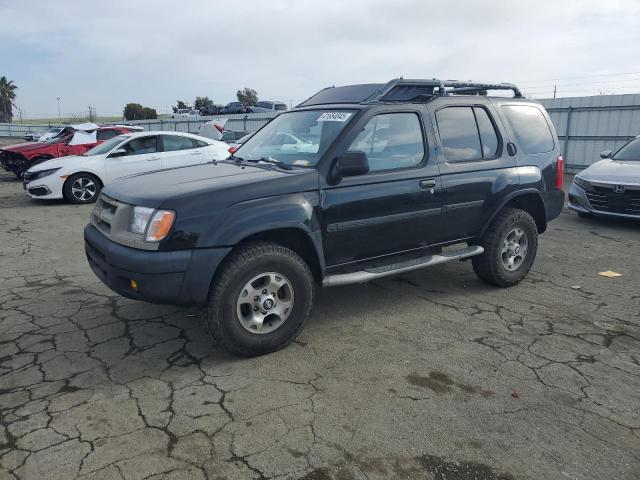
[129, 206, 176, 242]
[27, 167, 60, 181]
[574, 176, 590, 190]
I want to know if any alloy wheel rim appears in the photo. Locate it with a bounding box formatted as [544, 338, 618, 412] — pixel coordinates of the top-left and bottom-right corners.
[71, 177, 96, 201]
[501, 227, 528, 271]
[236, 272, 294, 334]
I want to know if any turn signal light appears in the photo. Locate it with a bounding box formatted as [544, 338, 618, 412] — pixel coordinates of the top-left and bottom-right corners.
[146, 210, 175, 242]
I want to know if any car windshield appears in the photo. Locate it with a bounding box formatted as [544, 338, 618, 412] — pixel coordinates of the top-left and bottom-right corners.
[235, 109, 356, 166]
[613, 138, 640, 161]
[83, 135, 128, 156]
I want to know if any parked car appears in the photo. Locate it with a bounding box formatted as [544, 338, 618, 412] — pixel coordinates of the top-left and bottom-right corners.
[569, 136, 640, 219]
[220, 102, 251, 114]
[23, 131, 229, 204]
[1, 124, 135, 178]
[84, 78, 565, 356]
[200, 105, 224, 116]
[38, 127, 66, 142]
[24, 130, 46, 141]
[250, 101, 288, 113]
[170, 109, 200, 119]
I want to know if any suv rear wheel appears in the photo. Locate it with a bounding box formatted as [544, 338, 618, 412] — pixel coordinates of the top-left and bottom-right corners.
[203, 242, 315, 356]
[472, 208, 538, 287]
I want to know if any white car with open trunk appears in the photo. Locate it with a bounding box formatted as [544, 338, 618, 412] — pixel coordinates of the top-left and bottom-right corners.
[22, 131, 229, 204]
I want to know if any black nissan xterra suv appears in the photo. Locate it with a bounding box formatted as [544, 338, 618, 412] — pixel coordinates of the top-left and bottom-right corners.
[85, 79, 565, 356]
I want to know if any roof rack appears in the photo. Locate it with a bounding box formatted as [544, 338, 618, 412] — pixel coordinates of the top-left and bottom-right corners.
[297, 78, 523, 107]
[370, 78, 523, 102]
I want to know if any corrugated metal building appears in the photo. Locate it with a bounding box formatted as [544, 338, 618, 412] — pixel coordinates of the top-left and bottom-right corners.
[538, 94, 640, 173]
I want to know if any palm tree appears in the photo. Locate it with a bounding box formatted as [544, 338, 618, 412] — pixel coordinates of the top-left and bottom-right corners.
[0, 77, 18, 123]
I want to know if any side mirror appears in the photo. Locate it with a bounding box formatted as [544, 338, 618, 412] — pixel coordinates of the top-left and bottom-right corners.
[109, 148, 127, 158]
[600, 150, 612, 159]
[336, 151, 369, 178]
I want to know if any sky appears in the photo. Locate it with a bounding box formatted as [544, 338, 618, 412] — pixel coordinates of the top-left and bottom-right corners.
[1, 0, 640, 119]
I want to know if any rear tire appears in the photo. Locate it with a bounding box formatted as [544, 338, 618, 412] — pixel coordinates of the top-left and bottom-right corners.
[203, 241, 315, 356]
[472, 208, 538, 287]
[63, 173, 102, 204]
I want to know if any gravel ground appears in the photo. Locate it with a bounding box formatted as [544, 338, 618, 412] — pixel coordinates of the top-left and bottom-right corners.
[0, 169, 639, 480]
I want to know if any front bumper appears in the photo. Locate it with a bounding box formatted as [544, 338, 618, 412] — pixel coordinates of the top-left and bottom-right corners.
[84, 224, 231, 306]
[568, 181, 640, 220]
[24, 174, 64, 200]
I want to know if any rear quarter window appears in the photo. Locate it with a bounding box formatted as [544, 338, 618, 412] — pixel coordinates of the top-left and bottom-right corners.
[502, 105, 554, 154]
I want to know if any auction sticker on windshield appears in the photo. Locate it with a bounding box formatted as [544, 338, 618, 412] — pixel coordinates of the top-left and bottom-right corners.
[317, 112, 352, 122]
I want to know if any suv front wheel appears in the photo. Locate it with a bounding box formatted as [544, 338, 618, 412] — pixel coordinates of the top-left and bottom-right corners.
[203, 242, 315, 356]
[472, 208, 538, 287]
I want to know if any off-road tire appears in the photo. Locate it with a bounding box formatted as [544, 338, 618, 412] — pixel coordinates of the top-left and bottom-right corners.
[472, 208, 538, 287]
[63, 173, 102, 204]
[203, 241, 315, 356]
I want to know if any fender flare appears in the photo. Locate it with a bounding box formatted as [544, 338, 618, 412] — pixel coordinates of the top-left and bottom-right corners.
[480, 188, 547, 236]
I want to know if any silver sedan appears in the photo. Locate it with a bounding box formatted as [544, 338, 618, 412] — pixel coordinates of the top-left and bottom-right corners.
[569, 136, 640, 219]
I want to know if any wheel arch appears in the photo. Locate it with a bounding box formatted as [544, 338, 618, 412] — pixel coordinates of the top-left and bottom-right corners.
[481, 189, 547, 235]
[235, 227, 325, 282]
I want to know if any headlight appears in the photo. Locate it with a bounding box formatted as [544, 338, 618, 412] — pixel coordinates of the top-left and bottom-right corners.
[129, 207, 176, 242]
[574, 176, 590, 190]
[27, 167, 60, 181]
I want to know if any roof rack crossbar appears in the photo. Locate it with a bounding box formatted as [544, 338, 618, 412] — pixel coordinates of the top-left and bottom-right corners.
[373, 78, 523, 100]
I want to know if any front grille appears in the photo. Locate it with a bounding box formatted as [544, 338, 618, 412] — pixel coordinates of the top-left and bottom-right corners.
[92, 195, 122, 234]
[585, 184, 640, 215]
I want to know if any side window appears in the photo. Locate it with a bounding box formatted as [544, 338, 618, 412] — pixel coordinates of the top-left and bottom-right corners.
[347, 113, 424, 172]
[97, 129, 120, 141]
[502, 105, 554, 154]
[163, 135, 195, 152]
[192, 139, 209, 148]
[121, 136, 158, 156]
[436, 107, 482, 162]
[474, 107, 500, 158]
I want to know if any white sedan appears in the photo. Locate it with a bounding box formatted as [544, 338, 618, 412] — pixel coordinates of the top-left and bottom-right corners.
[23, 131, 230, 204]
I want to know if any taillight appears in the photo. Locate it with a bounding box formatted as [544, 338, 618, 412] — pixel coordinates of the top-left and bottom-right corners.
[556, 155, 564, 190]
[228, 146, 237, 154]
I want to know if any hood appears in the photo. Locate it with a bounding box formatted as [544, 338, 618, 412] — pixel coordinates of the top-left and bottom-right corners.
[1, 141, 54, 154]
[103, 161, 319, 209]
[579, 159, 640, 185]
[27, 155, 86, 172]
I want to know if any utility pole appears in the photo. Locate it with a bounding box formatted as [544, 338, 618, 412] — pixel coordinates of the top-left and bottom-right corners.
[18, 108, 23, 124]
[56, 97, 61, 121]
[553, 85, 557, 99]
[88, 105, 94, 122]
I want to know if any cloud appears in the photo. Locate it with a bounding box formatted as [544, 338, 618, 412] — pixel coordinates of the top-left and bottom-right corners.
[1, 0, 639, 117]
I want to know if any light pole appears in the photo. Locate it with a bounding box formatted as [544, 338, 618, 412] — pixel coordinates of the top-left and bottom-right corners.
[56, 97, 61, 121]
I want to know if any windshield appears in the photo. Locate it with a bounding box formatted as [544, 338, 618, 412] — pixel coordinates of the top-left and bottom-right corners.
[83, 135, 128, 156]
[613, 138, 640, 161]
[236, 109, 356, 166]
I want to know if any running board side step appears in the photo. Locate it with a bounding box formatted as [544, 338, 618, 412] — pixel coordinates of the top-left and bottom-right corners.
[322, 246, 484, 287]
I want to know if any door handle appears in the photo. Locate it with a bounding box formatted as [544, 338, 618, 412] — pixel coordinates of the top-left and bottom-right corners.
[190, 151, 202, 155]
[146, 156, 160, 161]
[419, 179, 437, 189]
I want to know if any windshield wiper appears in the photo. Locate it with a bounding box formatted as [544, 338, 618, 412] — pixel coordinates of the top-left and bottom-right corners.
[245, 157, 293, 170]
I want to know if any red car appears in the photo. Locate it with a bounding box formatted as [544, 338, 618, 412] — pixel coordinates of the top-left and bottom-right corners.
[0, 125, 136, 178]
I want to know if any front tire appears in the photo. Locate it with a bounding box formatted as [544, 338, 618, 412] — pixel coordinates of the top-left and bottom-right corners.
[203, 242, 315, 356]
[472, 208, 538, 287]
[63, 173, 102, 204]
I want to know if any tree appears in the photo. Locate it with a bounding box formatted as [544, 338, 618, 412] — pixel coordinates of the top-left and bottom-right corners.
[172, 100, 188, 113]
[0, 76, 17, 123]
[194, 96, 214, 111]
[236, 88, 258, 106]
[123, 103, 157, 121]
[142, 107, 158, 119]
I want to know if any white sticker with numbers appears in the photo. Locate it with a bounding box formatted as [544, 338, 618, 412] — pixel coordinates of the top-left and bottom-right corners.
[317, 112, 352, 122]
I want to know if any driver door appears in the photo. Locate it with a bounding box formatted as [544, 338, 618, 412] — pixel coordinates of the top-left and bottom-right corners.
[105, 135, 160, 181]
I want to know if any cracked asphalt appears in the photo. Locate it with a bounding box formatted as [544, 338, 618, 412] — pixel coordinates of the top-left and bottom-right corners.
[1, 164, 639, 480]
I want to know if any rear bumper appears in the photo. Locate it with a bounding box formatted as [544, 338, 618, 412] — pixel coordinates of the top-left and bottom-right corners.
[543, 189, 565, 222]
[84, 224, 231, 306]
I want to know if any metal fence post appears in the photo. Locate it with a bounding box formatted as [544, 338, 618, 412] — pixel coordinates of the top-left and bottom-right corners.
[563, 106, 573, 161]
